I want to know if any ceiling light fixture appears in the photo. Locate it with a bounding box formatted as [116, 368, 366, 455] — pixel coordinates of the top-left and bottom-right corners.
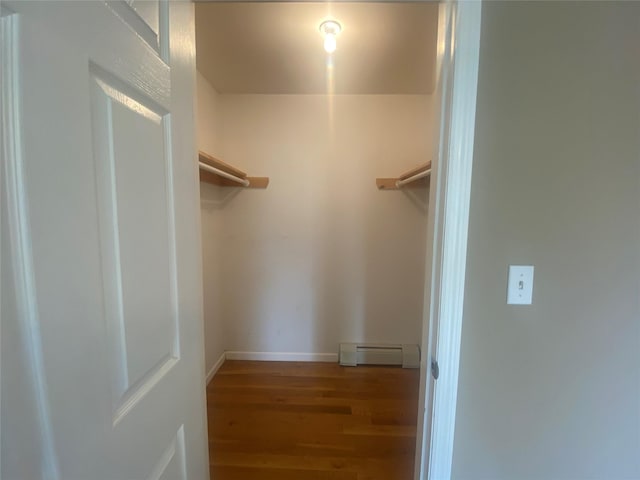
[319, 20, 341, 54]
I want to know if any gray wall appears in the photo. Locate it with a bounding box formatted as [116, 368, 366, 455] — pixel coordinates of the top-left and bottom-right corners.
[452, 2, 640, 479]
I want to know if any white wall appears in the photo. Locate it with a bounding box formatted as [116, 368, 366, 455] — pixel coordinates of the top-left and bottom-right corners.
[452, 2, 640, 478]
[197, 82, 433, 357]
[197, 71, 227, 375]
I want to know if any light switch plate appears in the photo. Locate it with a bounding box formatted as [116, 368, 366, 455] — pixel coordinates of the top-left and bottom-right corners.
[507, 265, 534, 305]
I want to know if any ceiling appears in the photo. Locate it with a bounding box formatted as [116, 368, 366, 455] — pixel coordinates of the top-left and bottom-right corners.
[195, 2, 439, 95]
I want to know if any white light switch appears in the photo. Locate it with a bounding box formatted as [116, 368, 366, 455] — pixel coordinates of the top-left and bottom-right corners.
[507, 265, 534, 305]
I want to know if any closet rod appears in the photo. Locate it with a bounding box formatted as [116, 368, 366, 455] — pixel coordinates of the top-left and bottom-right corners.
[396, 169, 431, 188]
[199, 161, 250, 187]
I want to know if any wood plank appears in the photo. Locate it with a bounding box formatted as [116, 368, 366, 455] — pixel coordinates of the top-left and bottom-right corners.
[198, 152, 269, 188]
[207, 361, 419, 480]
[246, 177, 269, 188]
[208, 401, 352, 416]
[199, 169, 233, 186]
[397, 161, 431, 181]
[209, 435, 416, 457]
[376, 162, 432, 190]
[200, 172, 268, 188]
[212, 451, 414, 479]
[211, 465, 357, 480]
[375, 178, 399, 190]
[402, 177, 430, 189]
[376, 176, 430, 190]
[199, 150, 247, 178]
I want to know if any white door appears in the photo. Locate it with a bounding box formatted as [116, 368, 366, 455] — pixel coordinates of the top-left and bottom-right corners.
[1, 2, 208, 479]
[414, 1, 482, 478]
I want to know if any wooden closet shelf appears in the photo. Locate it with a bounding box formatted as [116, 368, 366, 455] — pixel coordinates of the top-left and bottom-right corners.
[198, 151, 269, 189]
[376, 162, 431, 190]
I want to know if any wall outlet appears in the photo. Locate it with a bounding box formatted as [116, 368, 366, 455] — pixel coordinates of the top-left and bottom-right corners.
[507, 265, 534, 305]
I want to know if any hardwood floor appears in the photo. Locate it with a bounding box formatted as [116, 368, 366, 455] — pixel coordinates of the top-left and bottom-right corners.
[207, 361, 420, 480]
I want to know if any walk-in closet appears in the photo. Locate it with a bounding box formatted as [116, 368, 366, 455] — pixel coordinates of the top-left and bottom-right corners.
[195, 3, 438, 479]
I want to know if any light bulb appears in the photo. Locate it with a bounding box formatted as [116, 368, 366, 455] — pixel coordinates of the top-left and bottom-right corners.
[319, 20, 341, 54]
[324, 33, 337, 53]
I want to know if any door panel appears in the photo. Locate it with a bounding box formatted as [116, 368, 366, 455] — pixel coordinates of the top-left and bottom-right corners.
[149, 426, 187, 480]
[89, 69, 179, 424]
[128, 0, 161, 37]
[2, 2, 207, 479]
[107, 0, 166, 57]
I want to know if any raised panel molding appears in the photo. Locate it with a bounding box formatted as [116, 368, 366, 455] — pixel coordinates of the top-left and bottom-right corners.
[89, 64, 180, 425]
[106, 0, 169, 61]
[147, 426, 187, 480]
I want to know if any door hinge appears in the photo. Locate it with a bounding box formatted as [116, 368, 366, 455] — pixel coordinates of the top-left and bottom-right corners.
[431, 358, 439, 380]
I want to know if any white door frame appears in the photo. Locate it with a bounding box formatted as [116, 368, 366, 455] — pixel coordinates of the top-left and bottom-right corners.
[191, 0, 483, 478]
[188, 0, 482, 478]
[415, 1, 482, 479]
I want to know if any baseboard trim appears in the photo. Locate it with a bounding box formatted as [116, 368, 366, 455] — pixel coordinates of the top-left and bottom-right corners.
[224, 351, 339, 363]
[206, 352, 226, 385]
[206, 351, 338, 383]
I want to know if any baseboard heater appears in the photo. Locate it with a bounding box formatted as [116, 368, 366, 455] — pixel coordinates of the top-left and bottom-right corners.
[339, 343, 420, 369]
